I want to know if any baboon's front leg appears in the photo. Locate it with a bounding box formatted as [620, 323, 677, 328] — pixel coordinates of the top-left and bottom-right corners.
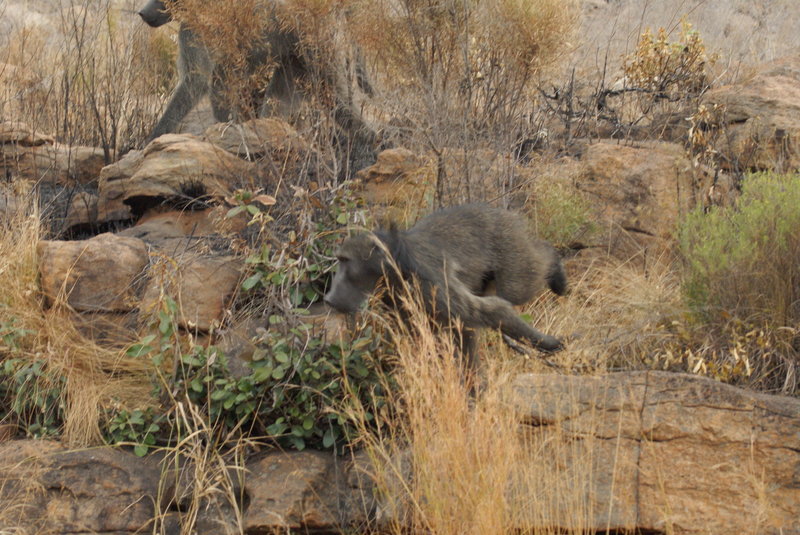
[469, 295, 563, 353]
[147, 27, 211, 142]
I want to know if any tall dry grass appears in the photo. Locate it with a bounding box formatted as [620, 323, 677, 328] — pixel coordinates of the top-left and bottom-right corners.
[0, 0, 174, 153]
[345, 263, 655, 534]
[0, 195, 153, 446]
[348, 0, 579, 204]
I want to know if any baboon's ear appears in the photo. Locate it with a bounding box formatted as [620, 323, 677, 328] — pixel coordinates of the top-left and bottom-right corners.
[376, 216, 400, 233]
[386, 220, 400, 238]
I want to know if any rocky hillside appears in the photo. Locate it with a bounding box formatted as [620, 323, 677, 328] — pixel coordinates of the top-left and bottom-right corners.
[2, 1, 800, 534]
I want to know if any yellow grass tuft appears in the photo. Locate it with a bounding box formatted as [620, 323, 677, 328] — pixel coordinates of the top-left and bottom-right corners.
[0, 198, 154, 446]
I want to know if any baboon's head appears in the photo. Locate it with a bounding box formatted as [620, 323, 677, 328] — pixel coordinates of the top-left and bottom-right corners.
[324, 233, 386, 314]
[138, 0, 172, 28]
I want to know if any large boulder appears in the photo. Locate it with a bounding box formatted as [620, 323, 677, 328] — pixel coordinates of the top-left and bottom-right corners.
[511, 371, 800, 534]
[0, 121, 106, 184]
[1, 372, 797, 534]
[355, 147, 431, 223]
[37, 233, 149, 312]
[204, 117, 307, 160]
[703, 54, 800, 172]
[139, 254, 241, 332]
[0, 440, 169, 534]
[575, 141, 701, 240]
[97, 134, 254, 222]
[245, 450, 359, 531]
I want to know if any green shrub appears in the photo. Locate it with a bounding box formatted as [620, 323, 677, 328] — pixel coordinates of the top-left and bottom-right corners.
[1, 358, 65, 438]
[0, 317, 64, 438]
[679, 171, 800, 391]
[681, 172, 800, 326]
[530, 182, 595, 248]
[110, 309, 390, 454]
[104, 192, 391, 453]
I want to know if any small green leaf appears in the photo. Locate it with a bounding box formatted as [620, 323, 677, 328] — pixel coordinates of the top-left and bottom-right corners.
[190, 377, 204, 392]
[242, 273, 263, 291]
[322, 428, 336, 448]
[252, 366, 274, 382]
[226, 205, 246, 218]
[210, 389, 229, 401]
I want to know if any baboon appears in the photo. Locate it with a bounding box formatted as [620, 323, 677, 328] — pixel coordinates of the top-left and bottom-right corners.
[137, 0, 376, 167]
[324, 204, 567, 373]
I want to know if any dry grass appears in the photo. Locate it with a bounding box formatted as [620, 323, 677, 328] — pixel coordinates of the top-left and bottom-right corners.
[348, 0, 579, 204]
[0, 0, 174, 151]
[541, 249, 684, 373]
[349, 297, 525, 534]
[153, 401, 251, 535]
[0, 196, 154, 446]
[344, 257, 663, 534]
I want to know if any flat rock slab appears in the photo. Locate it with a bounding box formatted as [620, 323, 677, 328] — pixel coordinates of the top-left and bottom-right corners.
[512, 371, 800, 534]
[1, 121, 106, 184]
[0, 441, 164, 534]
[204, 117, 307, 160]
[2, 372, 798, 534]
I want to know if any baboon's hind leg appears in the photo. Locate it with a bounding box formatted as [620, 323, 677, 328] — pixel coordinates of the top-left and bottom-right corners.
[465, 295, 563, 353]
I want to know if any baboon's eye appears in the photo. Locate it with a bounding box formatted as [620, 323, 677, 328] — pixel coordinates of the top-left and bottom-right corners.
[337, 255, 350, 264]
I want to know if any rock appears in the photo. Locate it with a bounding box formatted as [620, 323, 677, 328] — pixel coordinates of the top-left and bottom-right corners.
[355, 147, 420, 183]
[37, 233, 149, 312]
[97, 134, 254, 221]
[1, 373, 797, 534]
[117, 210, 214, 245]
[64, 191, 100, 230]
[355, 148, 431, 223]
[304, 301, 351, 345]
[118, 206, 240, 246]
[0, 120, 54, 146]
[140, 254, 241, 332]
[704, 54, 800, 172]
[511, 371, 800, 534]
[0, 121, 106, 184]
[215, 317, 264, 379]
[245, 450, 365, 531]
[575, 141, 701, 239]
[0, 440, 163, 534]
[205, 117, 307, 160]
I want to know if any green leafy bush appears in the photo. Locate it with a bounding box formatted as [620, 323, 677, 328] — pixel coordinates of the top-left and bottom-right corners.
[680, 171, 800, 391]
[530, 182, 595, 248]
[0, 317, 64, 438]
[1, 358, 65, 438]
[104, 192, 390, 453]
[105, 408, 164, 457]
[110, 316, 389, 453]
[250, 323, 389, 450]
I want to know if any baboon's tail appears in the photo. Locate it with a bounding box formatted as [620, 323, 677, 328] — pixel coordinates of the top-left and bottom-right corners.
[546, 257, 568, 296]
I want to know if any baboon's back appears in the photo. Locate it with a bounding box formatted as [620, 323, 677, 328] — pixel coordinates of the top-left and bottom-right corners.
[404, 204, 553, 304]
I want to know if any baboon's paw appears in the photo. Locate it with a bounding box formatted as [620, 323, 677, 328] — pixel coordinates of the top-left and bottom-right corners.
[536, 335, 564, 353]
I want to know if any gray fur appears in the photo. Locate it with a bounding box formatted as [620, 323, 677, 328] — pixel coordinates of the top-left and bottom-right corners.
[138, 0, 376, 166]
[324, 204, 566, 372]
